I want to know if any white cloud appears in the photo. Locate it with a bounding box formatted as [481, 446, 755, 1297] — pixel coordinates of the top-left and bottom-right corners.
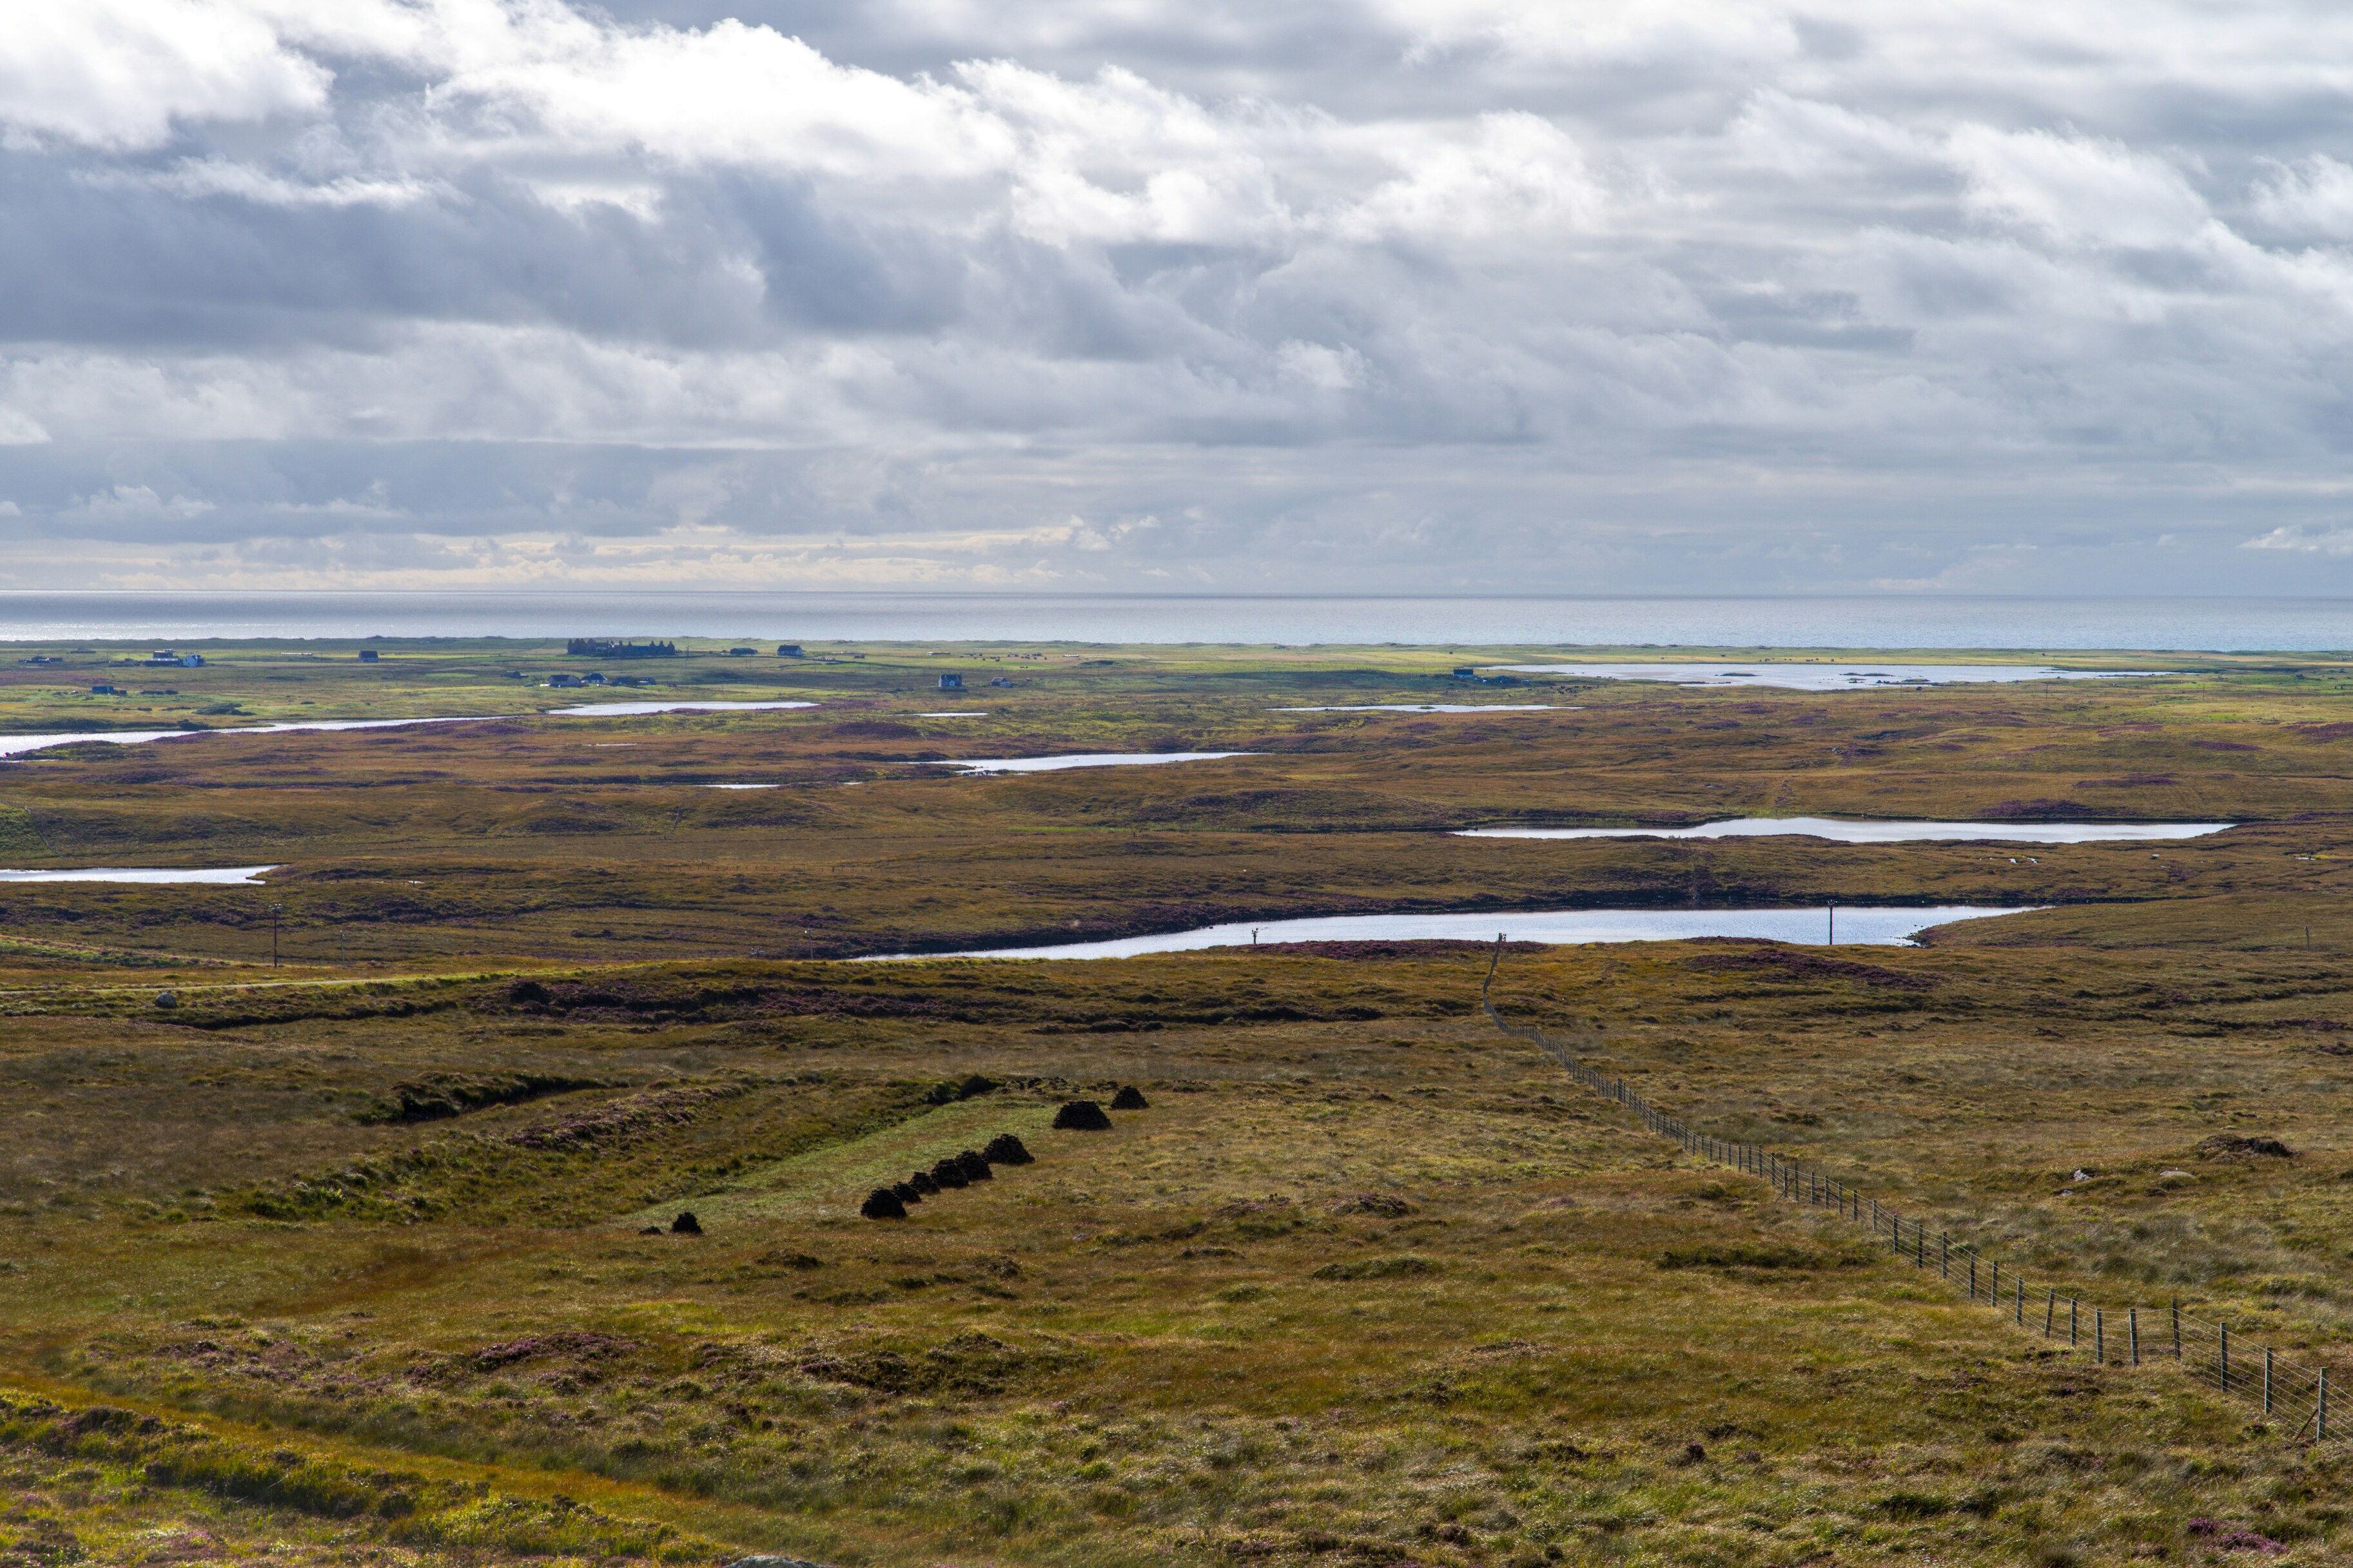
[2243, 524, 2353, 555]
[68, 485, 217, 522]
[0, 0, 331, 151]
[6, 0, 2353, 594]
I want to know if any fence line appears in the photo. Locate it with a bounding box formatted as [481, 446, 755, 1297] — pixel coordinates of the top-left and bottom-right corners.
[1480, 937, 2337, 1446]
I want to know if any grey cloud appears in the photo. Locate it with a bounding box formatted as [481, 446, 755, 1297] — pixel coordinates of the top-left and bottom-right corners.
[5, 0, 2353, 595]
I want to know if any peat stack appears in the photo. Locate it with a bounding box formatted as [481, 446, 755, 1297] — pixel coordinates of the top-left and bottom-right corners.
[955, 1150, 993, 1181]
[670, 1211, 703, 1235]
[892, 1181, 923, 1204]
[861, 1188, 907, 1220]
[931, 1157, 970, 1189]
[909, 1170, 941, 1194]
[1053, 1099, 1112, 1131]
[1110, 1085, 1149, 1110]
[983, 1132, 1033, 1165]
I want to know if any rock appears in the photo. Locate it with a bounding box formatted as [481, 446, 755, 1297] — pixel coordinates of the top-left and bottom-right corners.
[982, 1132, 1034, 1165]
[1110, 1085, 1149, 1110]
[930, 1157, 970, 1189]
[1053, 1099, 1112, 1130]
[670, 1211, 702, 1235]
[861, 1188, 907, 1220]
[958, 1074, 1000, 1099]
[153, 991, 177, 1009]
[955, 1150, 992, 1181]
[908, 1170, 940, 1194]
[892, 1181, 923, 1204]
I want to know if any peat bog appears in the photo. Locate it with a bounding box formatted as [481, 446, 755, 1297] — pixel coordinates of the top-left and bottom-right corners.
[8, 639, 2353, 1565]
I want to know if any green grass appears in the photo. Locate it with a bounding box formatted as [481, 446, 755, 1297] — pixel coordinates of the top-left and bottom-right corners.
[6, 639, 2353, 1562]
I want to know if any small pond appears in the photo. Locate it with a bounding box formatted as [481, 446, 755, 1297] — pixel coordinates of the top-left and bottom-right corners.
[0, 866, 278, 884]
[1478, 663, 2166, 690]
[547, 700, 817, 717]
[927, 751, 1256, 775]
[1456, 817, 2234, 844]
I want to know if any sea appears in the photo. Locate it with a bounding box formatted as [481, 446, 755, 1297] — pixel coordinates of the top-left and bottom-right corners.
[0, 592, 2349, 650]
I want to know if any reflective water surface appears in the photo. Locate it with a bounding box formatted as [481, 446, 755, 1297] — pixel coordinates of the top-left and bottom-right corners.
[887, 905, 2038, 959]
[1456, 818, 2234, 844]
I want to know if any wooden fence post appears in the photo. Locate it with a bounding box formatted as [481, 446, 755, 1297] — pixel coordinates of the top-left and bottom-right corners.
[2070, 1297, 2078, 1347]
[2265, 1347, 2273, 1415]
[2173, 1298, 2182, 1360]
[2130, 1306, 2139, 1366]
[2221, 1324, 2231, 1393]
[2045, 1289, 2056, 1337]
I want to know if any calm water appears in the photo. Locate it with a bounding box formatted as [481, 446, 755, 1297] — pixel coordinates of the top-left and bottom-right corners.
[549, 700, 816, 716]
[928, 751, 1255, 774]
[1457, 818, 2236, 844]
[0, 592, 2347, 650]
[0, 715, 498, 759]
[1483, 663, 2165, 689]
[890, 905, 2037, 958]
[0, 866, 277, 884]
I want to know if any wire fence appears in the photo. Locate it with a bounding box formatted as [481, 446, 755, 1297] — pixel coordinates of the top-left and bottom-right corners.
[1481, 940, 2340, 1446]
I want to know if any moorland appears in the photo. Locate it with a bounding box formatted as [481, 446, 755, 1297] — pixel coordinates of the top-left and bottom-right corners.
[6, 635, 2353, 1566]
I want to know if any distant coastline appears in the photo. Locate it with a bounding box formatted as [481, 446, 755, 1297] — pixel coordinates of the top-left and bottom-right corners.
[0, 590, 2347, 651]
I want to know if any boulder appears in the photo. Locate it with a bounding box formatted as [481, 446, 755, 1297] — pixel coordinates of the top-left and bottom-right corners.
[1110, 1085, 1149, 1110]
[861, 1188, 907, 1219]
[982, 1132, 1034, 1165]
[670, 1211, 703, 1235]
[1053, 1099, 1112, 1131]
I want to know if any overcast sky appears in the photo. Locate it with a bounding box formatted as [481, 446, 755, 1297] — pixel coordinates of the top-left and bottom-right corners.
[6, 0, 2353, 595]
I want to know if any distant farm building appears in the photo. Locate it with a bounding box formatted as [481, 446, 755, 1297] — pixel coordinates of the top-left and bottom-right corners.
[549, 673, 585, 688]
[567, 639, 676, 658]
[938, 673, 964, 690]
[776, 644, 803, 657]
[727, 647, 756, 657]
[357, 649, 379, 662]
[90, 684, 116, 695]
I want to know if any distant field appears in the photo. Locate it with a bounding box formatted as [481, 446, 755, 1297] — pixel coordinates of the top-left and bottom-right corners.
[5, 640, 2353, 1565]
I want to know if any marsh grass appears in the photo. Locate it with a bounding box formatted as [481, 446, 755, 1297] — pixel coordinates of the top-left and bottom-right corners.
[10, 644, 2353, 1561]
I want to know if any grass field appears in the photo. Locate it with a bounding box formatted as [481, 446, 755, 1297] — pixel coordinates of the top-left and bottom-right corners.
[7, 639, 2353, 1565]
